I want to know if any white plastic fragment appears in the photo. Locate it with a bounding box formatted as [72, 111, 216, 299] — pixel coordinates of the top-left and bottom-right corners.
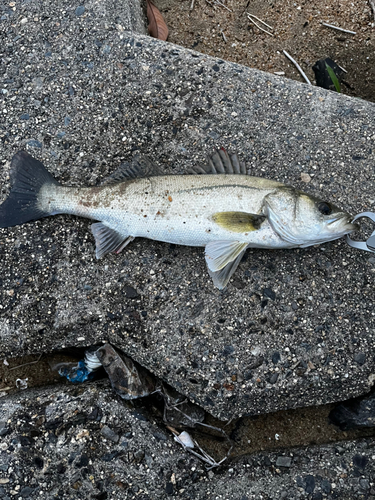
[174, 431, 195, 449]
[16, 378, 28, 390]
[84, 350, 103, 372]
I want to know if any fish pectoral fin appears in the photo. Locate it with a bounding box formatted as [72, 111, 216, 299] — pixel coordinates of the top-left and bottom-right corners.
[91, 222, 134, 259]
[101, 155, 164, 185]
[212, 211, 265, 233]
[205, 241, 248, 289]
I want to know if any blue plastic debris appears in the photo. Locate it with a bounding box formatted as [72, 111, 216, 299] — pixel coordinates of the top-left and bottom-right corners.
[59, 360, 95, 384]
[58, 349, 103, 384]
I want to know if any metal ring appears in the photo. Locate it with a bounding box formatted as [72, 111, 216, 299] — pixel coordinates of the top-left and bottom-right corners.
[346, 212, 375, 253]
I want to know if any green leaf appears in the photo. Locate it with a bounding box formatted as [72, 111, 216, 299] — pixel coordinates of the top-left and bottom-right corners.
[325, 63, 341, 93]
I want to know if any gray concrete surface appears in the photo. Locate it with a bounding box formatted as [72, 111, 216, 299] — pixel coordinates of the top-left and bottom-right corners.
[1, 0, 375, 421]
[0, 382, 375, 500]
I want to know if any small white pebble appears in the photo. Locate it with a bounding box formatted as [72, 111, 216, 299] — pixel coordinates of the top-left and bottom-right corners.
[301, 172, 311, 183]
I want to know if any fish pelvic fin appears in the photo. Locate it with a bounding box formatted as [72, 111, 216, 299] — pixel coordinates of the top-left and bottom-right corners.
[0, 151, 61, 228]
[91, 222, 134, 259]
[205, 240, 248, 289]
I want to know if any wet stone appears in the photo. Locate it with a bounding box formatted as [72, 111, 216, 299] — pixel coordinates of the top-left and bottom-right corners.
[75, 5, 85, 16]
[34, 457, 43, 469]
[269, 373, 279, 384]
[360, 479, 370, 490]
[123, 286, 139, 299]
[100, 425, 119, 443]
[304, 475, 315, 494]
[263, 288, 276, 300]
[223, 345, 235, 356]
[133, 450, 145, 464]
[27, 139, 42, 148]
[102, 450, 119, 462]
[20, 487, 35, 498]
[276, 456, 292, 468]
[353, 454, 368, 469]
[329, 392, 375, 430]
[312, 493, 323, 500]
[0, 422, 8, 437]
[153, 431, 168, 441]
[354, 353, 366, 365]
[321, 479, 331, 494]
[272, 352, 281, 364]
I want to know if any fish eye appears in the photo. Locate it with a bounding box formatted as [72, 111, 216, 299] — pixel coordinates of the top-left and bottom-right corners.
[317, 201, 332, 215]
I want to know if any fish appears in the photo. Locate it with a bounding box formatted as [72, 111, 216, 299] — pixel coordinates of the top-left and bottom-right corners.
[0, 149, 358, 289]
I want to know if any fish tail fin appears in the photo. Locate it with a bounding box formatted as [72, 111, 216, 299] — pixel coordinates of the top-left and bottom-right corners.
[0, 151, 61, 228]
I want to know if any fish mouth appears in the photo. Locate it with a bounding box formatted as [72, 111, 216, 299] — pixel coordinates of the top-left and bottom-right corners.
[327, 214, 359, 234]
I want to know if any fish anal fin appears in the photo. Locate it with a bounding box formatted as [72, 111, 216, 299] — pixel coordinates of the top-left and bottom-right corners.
[212, 212, 265, 233]
[91, 222, 134, 259]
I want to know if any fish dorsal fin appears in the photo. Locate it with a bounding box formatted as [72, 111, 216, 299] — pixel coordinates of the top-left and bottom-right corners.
[91, 222, 134, 259]
[103, 149, 246, 183]
[213, 211, 266, 233]
[188, 148, 247, 175]
[102, 155, 164, 185]
[205, 240, 248, 289]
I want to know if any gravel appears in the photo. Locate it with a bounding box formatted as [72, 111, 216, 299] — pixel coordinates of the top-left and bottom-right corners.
[0, 0, 375, 423]
[0, 382, 375, 499]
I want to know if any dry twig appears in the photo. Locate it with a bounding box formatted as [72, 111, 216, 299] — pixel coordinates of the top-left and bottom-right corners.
[215, 0, 232, 12]
[283, 50, 312, 85]
[247, 13, 273, 30]
[8, 353, 43, 371]
[205, 0, 232, 12]
[190, 0, 195, 11]
[321, 22, 356, 35]
[247, 14, 273, 36]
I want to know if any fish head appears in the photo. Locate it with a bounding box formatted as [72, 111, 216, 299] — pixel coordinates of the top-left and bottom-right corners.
[264, 187, 358, 247]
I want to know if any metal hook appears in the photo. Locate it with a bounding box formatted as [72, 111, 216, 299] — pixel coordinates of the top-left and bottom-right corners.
[346, 212, 375, 253]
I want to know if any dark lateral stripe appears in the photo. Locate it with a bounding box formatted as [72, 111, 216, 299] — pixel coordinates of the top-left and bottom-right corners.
[177, 184, 263, 195]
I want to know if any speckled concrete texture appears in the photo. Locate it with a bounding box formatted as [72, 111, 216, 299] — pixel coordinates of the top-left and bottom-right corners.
[1, 0, 375, 420]
[0, 383, 375, 500]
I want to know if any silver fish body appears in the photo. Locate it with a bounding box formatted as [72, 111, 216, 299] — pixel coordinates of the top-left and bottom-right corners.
[40, 174, 287, 248]
[0, 150, 358, 289]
